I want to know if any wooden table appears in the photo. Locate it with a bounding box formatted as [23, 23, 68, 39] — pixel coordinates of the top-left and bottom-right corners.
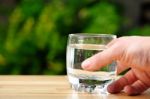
[0, 76, 149, 99]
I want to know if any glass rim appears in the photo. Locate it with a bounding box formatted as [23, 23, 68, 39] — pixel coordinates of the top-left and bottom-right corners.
[69, 33, 116, 38]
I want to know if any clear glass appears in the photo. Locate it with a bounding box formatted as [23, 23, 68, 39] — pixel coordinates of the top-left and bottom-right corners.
[66, 33, 117, 94]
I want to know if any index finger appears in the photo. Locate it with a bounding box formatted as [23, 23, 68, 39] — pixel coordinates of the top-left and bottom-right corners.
[81, 43, 122, 71]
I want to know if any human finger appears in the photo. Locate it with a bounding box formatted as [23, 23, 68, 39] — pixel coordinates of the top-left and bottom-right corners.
[117, 61, 130, 75]
[81, 44, 121, 71]
[107, 38, 118, 47]
[107, 70, 138, 94]
[124, 80, 149, 96]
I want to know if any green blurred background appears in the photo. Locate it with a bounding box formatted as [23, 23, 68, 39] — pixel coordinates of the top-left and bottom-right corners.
[0, 0, 149, 75]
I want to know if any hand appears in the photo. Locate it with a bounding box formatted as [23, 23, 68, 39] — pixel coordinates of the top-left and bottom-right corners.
[81, 36, 150, 95]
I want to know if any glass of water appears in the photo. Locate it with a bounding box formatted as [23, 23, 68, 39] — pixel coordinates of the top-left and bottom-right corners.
[66, 33, 117, 94]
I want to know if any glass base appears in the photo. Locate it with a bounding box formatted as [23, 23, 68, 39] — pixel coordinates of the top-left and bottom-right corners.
[70, 83, 109, 94]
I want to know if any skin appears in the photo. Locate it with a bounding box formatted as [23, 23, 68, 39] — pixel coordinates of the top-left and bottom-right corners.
[81, 36, 150, 95]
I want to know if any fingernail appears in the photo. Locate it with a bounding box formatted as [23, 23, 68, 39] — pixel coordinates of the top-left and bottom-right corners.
[81, 60, 91, 69]
[124, 86, 140, 96]
[107, 82, 121, 94]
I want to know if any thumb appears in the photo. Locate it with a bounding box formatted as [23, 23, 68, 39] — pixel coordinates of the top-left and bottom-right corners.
[81, 44, 121, 71]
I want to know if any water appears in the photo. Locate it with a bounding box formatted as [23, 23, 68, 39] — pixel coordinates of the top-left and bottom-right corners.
[67, 44, 116, 93]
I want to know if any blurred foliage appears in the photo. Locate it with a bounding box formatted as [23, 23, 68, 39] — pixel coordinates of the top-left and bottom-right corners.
[128, 25, 150, 36]
[0, 0, 149, 75]
[82, 2, 120, 33]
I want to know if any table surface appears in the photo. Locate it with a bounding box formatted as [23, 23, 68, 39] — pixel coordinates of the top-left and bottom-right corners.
[0, 76, 149, 99]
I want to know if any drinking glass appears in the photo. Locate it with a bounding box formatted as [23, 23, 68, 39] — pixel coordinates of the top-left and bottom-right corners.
[66, 33, 117, 94]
